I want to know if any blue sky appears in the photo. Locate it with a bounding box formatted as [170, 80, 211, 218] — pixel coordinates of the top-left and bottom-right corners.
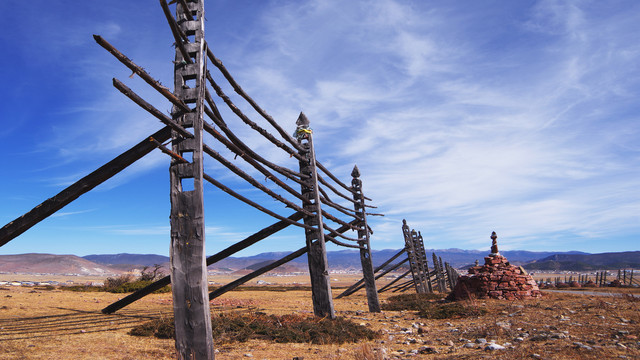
[1, 0, 639, 257]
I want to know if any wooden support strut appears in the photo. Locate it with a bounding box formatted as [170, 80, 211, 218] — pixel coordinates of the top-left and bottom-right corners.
[0, 126, 171, 247]
[350, 165, 380, 312]
[102, 212, 305, 314]
[336, 248, 406, 298]
[414, 231, 432, 293]
[296, 113, 335, 319]
[342, 257, 410, 297]
[208, 217, 356, 301]
[377, 269, 412, 293]
[402, 220, 427, 293]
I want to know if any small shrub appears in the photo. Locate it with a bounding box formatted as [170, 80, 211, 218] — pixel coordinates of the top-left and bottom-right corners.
[34, 285, 56, 291]
[417, 302, 487, 319]
[380, 293, 445, 311]
[104, 274, 170, 294]
[63, 285, 103, 292]
[104, 274, 134, 290]
[107, 280, 170, 294]
[130, 312, 379, 344]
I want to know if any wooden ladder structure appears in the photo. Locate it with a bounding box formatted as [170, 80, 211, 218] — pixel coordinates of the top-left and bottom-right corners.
[0, 1, 385, 358]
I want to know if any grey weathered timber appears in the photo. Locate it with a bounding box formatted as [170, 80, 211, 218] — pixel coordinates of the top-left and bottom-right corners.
[414, 231, 433, 292]
[344, 257, 410, 296]
[377, 268, 412, 293]
[168, 1, 215, 358]
[0, 126, 171, 248]
[402, 220, 426, 293]
[102, 212, 304, 314]
[350, 165, 380, 312]
[296, 113, 335, 319]
[411, 230, 431, 293]
[336, 248, 405, 298]
[209, 247, 308, 300]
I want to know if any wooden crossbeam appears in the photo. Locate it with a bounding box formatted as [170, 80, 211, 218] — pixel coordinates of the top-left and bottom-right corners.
[378, 269, 412, 293]
[102, 212, 304, 314]
[207, 217, 355, 301]
[0, 126, 172, 247]
[336, 248, 406, 298]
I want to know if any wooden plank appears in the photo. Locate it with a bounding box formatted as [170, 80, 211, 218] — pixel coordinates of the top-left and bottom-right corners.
[102, 212, 304, 314]
[378, 269, 412, 293]
[341, 257, 410, 296]
[336, 249, 405, 298]
[209, 247, 307, 300]
[0, 126, 171, 247]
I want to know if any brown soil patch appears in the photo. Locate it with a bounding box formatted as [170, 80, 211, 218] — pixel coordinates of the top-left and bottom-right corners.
[0, 277, 639, 359]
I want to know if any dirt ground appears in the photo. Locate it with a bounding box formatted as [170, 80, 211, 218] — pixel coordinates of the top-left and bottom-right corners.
[0, 274, 639, 359]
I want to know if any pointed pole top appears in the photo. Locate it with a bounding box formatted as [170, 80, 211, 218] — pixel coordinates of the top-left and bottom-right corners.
[296, 112, 309, 126]
[351, 164, 360, 178]
[490, 231, 499, 255]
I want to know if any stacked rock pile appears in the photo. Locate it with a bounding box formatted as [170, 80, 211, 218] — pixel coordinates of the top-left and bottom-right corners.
[447, 232, 542, 301]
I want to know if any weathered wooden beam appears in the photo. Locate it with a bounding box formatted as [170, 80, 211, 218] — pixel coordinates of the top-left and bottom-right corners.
[0, 126, 172, 247]
[202, 119, 307, 184]
[202, 144, 311, 209]
[205, 46, 304, 152]
[112, 78, 193, 139]
[340, 257, 410, 297]
[167, 0, 214, 357]
[350, 165, 380, 312]
[207, 214, 354, 301]
[208, 247, 307, 300]
[393, 279, 416, 293]
[317, 174, 358, 204]
[336, 248, 406, 298]
[93, 35, 190, 114]
[102, 212, 304, 314]
[205, 72, 305, 162]
[378, 269, 412, 293]
[202, 122, 307, 192]
[401, 220, 423, 293]
[159, 0, 193, 65]
[296, 113, 335, 319]
[413, 230, 432, 293]
[202, 173, 313, 231]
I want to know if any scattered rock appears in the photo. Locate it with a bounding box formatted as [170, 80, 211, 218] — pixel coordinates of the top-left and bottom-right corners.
[485, 343, 506, 351]
[418, 346, 438, 354]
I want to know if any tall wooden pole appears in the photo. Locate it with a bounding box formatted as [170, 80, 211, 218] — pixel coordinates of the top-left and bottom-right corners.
[296, 113, 335, 319]
[351, 165, 380, 312]
[402, 220, 426, 293]
[168, 0, 215, 358]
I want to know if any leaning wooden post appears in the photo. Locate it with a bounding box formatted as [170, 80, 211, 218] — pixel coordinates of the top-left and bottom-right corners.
[402, 220, 426, 293]
[168, 0, 215, 358]
[351, 165, 381, 312]
[415, 231, 433, 293]
[296, 113, 335, 319]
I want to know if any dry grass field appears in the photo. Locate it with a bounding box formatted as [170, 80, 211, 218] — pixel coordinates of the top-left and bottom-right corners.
[1, 274, 639, 359]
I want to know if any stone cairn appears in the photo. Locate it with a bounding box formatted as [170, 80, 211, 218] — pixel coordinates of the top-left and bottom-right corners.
[448, 232, 542, 301]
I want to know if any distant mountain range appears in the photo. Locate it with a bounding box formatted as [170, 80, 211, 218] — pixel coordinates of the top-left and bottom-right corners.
[82, 249, 586, 271]
[0, 253, 122, 275]
[2, 249, 637, 276]
[523, 251, 640, 271]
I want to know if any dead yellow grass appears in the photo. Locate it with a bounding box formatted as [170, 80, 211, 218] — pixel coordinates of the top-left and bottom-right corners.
[1, 275, 639, 359]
